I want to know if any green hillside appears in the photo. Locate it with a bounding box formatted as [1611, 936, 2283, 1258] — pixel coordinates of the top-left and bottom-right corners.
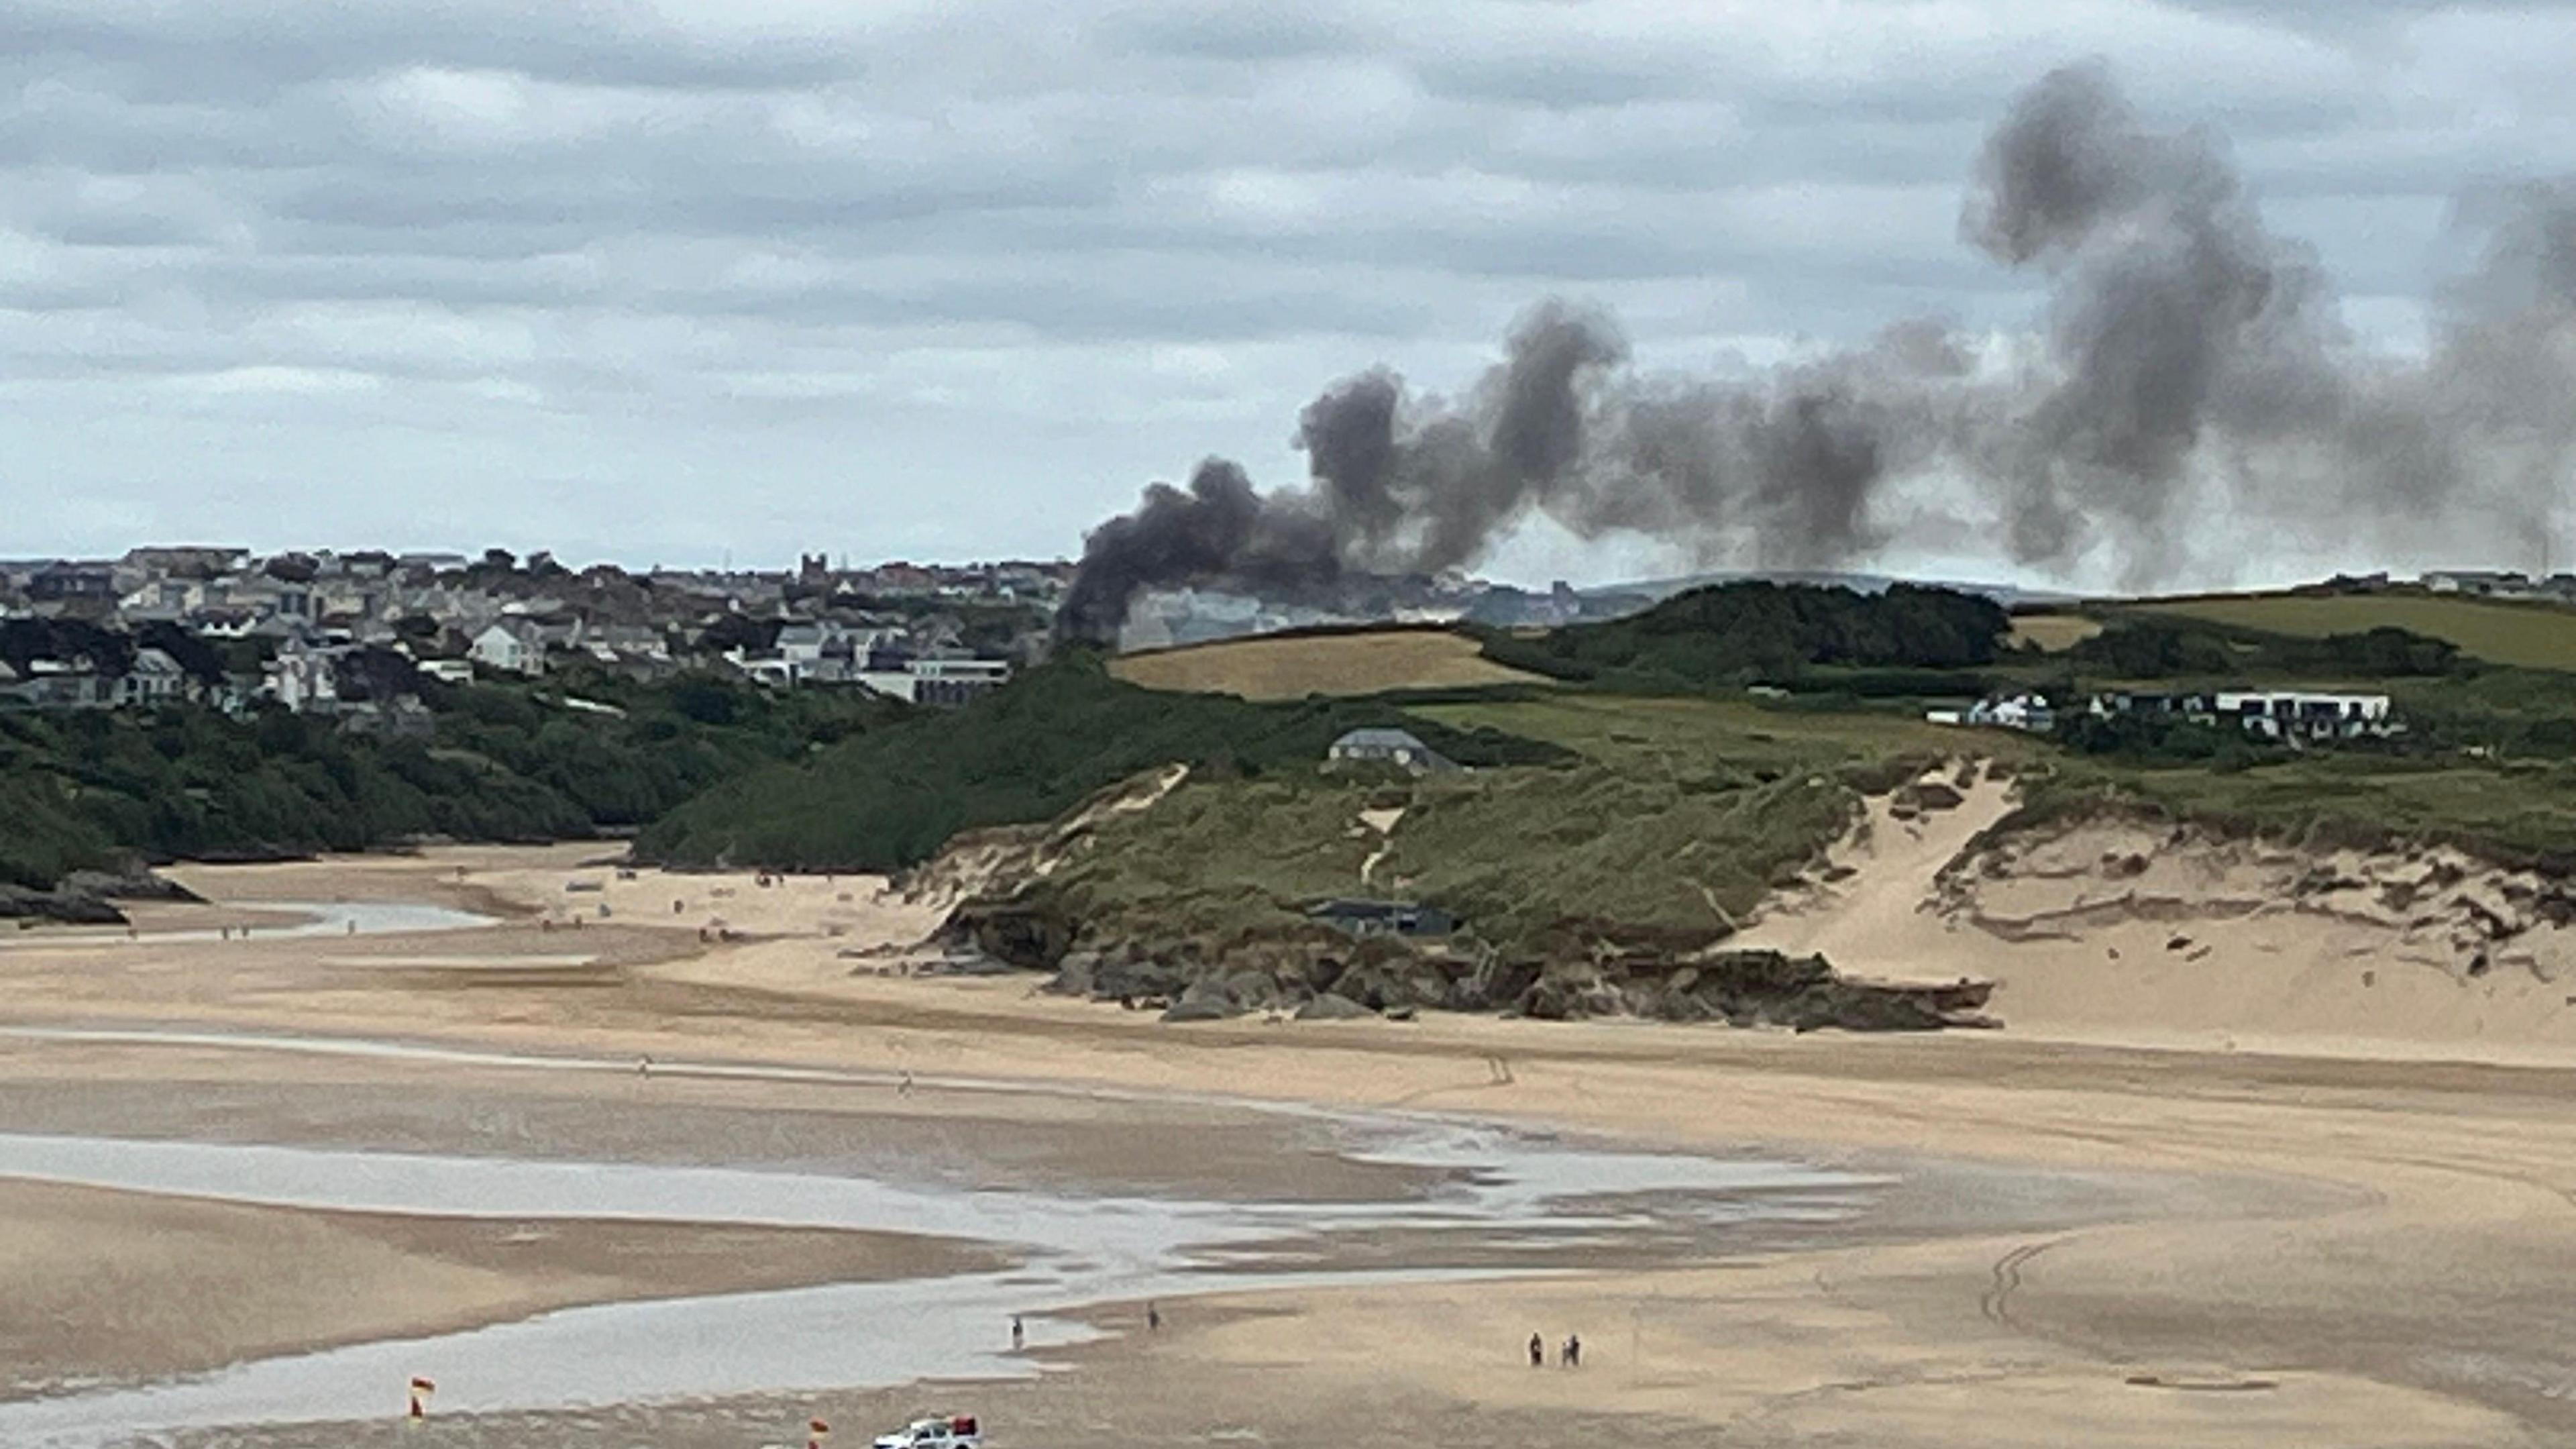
[2134, 592, 2576, 672]
[633, 652, 1573, 873]
[0, 670, 894, 892]
[650, 584, 2576, 906]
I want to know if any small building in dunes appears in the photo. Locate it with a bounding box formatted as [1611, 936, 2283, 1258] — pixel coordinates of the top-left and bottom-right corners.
[1306, 898, 1461, 938]
[1326, 727, 1459, 774]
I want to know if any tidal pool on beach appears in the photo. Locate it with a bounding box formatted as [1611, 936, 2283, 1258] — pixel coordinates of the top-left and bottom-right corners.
[0, 1055, 1884, 1447]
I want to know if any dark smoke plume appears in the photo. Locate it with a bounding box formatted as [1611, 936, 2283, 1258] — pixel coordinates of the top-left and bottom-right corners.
[1059, 61, 2576, 641]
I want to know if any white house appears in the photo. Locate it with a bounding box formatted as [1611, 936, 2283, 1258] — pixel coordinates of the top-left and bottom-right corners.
[763, 621, 865, 684]
[775, 621, 837, 669]
[2211, 690, 2395, 741]
[2423, 570, 2530, 596]
[468, 621, 546, 676]
[855, 656, 1011, 706]
[262, 642, 339, 713]
[1929, 692, 2055, 733]
[116, 647, 190, 706]
[2085, 690, 2399, 742]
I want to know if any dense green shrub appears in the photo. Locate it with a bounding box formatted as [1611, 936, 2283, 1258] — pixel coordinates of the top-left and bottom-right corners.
[0, 672, 898, 889]
[1477, 582, 2009, 689]
[2065, 619, 2463, 680]
[634, 651, 1572, 872]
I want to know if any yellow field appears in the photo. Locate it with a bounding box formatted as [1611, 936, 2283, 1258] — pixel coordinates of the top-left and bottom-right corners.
[2007, 612, 2104, 651]
[1110, 629, 1545, 700]
[2137, 592, 2576, 671]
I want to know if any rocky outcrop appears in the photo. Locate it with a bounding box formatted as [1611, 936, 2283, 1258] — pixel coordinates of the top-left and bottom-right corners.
[60, 867, 203, 904]
[0, 862, 203, 928]
[1622, 951, 1992, 1030]
[1019, 922, 1991, 1032]
[1505, 948, 1991, 1030]
[1295, 993, 1379, 1021]
[0, 885, 129, 926]
[936, 894, 1077, 971]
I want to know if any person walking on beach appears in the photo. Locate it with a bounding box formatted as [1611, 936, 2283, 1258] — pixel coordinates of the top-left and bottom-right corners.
[1146, 1301, 1161, 1332]
[1527, 1332, 1544, 1367]
[1562, 1334, 1581, 1368]
[1011, 1315, 1024, 1351]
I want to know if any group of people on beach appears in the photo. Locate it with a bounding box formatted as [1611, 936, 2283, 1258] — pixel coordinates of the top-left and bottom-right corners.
[1008, 1303, 1156, 1354]
[1528, 1332, 1580, 1368]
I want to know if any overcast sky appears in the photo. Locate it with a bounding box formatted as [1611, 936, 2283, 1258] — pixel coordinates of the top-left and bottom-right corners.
[6, 1, 2575, 586]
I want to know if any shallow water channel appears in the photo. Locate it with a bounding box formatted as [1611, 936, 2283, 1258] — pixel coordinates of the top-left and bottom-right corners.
[0, 1032, 1887, 1447]
[0, 900, 495, 951]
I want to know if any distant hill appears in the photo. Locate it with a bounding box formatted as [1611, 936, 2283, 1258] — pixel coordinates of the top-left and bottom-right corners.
[1480, 580, 2012, 687]
[1590, 570, 2083, 611]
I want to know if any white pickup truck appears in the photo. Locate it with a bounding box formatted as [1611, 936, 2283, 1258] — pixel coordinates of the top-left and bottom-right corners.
[873, 1415, 982, 1449]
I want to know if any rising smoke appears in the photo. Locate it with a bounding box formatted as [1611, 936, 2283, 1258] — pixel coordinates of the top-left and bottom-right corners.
[1055, 61, 2576, 643]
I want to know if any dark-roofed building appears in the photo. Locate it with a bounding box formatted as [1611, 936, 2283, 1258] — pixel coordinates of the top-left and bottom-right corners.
[1306, 898, 1460, 938]
[27, 561, 115, 605]
[1326, 727, 1459, 773]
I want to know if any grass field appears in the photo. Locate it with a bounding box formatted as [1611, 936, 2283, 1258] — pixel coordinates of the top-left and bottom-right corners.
[1110, 629, 1545, 699]
[2008, 612, 2105, 651]
[2135, 593, 2576, 672]
[1410, 692, 2027, 775]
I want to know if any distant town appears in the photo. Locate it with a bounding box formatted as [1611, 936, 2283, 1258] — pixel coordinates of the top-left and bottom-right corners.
[1, 546, 2563, 727]
[0, 545, 1622, 724]
[0, 548, 1084, 723]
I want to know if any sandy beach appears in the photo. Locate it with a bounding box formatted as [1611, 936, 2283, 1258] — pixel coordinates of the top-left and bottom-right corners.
[5, 841, 2576, 1446]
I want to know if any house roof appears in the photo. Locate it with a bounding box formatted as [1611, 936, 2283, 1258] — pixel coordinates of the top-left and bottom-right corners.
[1332, 727, 1432, 750]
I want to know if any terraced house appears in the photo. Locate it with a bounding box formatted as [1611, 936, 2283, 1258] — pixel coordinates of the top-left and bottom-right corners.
[2090, 690, 2398, 742]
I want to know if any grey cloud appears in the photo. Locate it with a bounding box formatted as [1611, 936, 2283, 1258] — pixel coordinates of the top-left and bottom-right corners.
[4, 2, 867, 95]
[7, 1, 2576, 580]
[1097, 3, 1376, 62]
[1057, 59, 2576, 633]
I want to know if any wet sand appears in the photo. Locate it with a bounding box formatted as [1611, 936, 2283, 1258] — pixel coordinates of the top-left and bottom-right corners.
[4, 847, 2576, 1446]
[0, 1177, 1000, 1396]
